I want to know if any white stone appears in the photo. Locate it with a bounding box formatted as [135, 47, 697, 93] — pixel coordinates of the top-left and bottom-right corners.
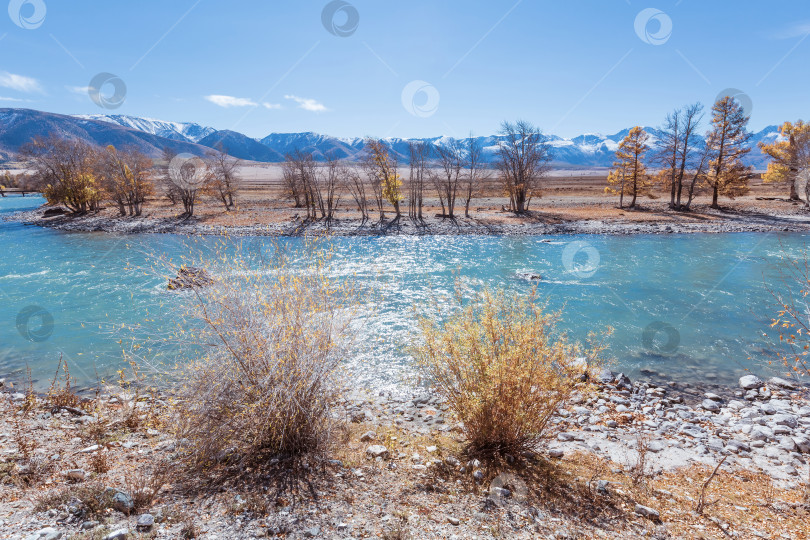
[739, 375, 763, 390]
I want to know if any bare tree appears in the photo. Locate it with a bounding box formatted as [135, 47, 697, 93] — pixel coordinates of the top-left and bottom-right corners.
[318, 153, 343, 222]
[162, 149, 210, 218]
[407, 141, 430, 222]
[343, 163, 369, 223]
[205, 145, 241, 210]
[433, 139, 465, 219]
[281, 158, 304, 208]
[463, 134, 489, 218]
[284, 150, 319, 220]
[655, 103, 707, 211]
[496, 120, 552, 214]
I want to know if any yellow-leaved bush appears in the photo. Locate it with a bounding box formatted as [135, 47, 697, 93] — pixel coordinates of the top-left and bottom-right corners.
[415, 287, 608, 458]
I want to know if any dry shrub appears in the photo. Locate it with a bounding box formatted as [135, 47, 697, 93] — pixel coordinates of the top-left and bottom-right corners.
[34, 481, 112, 518]
[171, 245, 356, 472]
[415, 286, 606, 459]
[630, 433, 652, 487]
[124, 459, 172, 511]
[47, 354, 81, 410]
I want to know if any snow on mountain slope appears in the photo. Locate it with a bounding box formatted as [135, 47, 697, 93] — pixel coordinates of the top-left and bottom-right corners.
[9, 109, 776, 168]
[73, 114, 215, 143]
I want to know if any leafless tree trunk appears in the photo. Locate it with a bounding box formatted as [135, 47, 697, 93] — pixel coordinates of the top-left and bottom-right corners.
[463, 134, 489, 218]
[496, 120, 552, 214]
[318, 153, 343, 222]
[205, 145, 241, 210]
[408, 141, 429, 223]
[163, 150, 210, 218]
[434, 140, 465, 219]
[285, 150, 319, 220]
[343, 164, 369, 223]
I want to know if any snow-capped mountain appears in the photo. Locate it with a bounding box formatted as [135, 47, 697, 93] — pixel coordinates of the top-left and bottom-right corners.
[0, 108, 781, 169]
[73, 114, 215, 143]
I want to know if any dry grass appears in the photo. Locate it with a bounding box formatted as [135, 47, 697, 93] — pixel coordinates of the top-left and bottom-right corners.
[168, 243, 358, 476]
[124, 459, 172, 512]
[415, 286, 607, 459]
[46, 354, 81, 410]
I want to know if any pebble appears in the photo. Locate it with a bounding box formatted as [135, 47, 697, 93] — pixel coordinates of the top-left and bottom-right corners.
[359, 430, 376, 442]
[101, 530, 128, 540]
[447, 516, 460, 526]
[136, 513, 155, 531]
[366, 445, 389, 459]
[701, 399, 720, 412]
[24, 529, 61, 540]
[64, 468, 86, 481]
[773, 414, 798, 429]
[739, 375, 763, 390]
[634, 504, 660, 520]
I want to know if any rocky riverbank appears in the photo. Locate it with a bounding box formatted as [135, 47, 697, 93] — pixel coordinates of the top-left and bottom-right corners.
[2, 368, 809, 539]
[7, 204, 810, 237]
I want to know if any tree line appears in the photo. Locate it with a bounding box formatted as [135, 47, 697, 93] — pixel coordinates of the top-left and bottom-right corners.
[13, 136, 242, 217]
[281, 121, 550, 224]
[10, 103, 808, 220]
[605, 95, 810, 210]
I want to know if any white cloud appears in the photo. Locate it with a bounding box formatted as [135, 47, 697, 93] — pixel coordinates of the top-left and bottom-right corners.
[263, 102, 283, 109]
[204, 94, 257, 108]
[0, 96, 29, 102]
[66, 85, 91, 95]
[0, 71, 43, 93]
[284, 94, 327, 112]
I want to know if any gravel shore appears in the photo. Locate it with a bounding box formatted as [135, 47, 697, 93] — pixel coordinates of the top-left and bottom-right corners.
[2, 368, 808, 539]
[7, 205, 810, 237]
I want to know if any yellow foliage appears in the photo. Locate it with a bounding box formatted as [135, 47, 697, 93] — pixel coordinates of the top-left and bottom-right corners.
[415, 286, 608, 458]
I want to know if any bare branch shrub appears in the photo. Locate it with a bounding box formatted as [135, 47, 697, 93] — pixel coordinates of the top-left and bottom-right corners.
[205, 145, 241, 210]
[124, 459, 172, 511]
[169, 243, 357, 473]
[415, 286, 606, 459]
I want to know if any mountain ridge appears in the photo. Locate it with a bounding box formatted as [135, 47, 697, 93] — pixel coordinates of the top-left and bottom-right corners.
[0, 108, 781, 169]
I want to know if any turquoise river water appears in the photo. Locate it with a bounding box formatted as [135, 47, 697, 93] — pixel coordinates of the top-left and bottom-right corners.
[0, 195, 804, 392]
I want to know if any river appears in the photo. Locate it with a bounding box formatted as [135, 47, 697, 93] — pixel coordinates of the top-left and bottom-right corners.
[0, 195, 803, 392]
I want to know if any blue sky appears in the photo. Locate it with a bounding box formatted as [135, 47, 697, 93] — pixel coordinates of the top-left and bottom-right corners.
[1, 1, 809, 139]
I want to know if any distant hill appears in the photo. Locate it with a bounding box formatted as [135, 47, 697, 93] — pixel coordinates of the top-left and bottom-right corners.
[0, 108, 781, 169]
[0, 109, 211, 159]
[198, 130, 285, 162]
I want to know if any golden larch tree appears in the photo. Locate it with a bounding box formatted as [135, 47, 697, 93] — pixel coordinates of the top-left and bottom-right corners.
[759, 120, 810, 203]
[705, 96, 752, 209]
[605, 126, 650, 208]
